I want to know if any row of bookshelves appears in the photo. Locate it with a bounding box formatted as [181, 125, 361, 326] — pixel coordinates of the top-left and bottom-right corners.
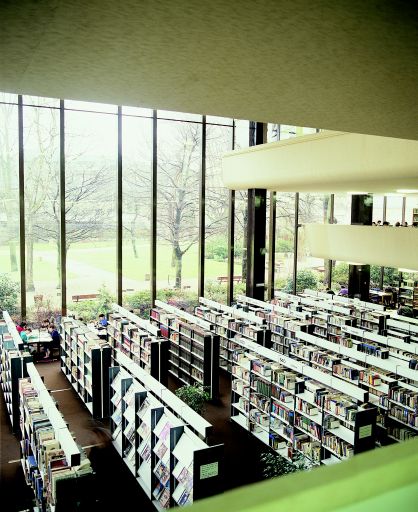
[60, 317, 112, 418]
[107, 304, 169, 385]
[1, 312, 33, 433]
[234, 295, 418, 443]
[150, 301, 219, 398]
[19, 362, 93, 511]
[195, 297, 271, 373]
[230, 348, 376, 466]
[109, 350, 223, 509]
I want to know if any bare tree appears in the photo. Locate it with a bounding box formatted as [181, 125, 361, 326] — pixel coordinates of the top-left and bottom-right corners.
[0, 100, 19, 272]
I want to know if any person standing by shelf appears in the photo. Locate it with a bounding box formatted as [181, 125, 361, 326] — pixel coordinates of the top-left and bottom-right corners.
[96, 313, 108, 328]
[338, 284, 348, 296]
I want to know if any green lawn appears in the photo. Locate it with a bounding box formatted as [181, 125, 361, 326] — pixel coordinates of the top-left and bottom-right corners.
[1, 241, 242, 285]
[69, 241, 242, 280]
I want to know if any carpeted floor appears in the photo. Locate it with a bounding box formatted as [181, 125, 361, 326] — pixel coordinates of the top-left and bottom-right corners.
[1, 362, 266, 511]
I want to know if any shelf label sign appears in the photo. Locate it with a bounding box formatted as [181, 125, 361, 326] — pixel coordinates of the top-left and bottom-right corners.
[359, 424, 372, 439]
[200, 462, 218, 480]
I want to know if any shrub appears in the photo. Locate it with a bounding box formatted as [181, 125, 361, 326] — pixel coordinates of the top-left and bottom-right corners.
[205, 237, 228, 261]
[284, 269, 319, 293]
[332, 262, 349, 284]
[276, 238, 293, 253]
[0, 274, 19, 315]
[68, 284, 115, 322]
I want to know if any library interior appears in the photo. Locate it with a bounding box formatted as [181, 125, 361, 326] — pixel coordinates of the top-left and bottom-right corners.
[1, 2, 418, 511]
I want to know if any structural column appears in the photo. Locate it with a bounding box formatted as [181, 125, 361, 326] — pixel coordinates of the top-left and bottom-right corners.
[348, 194, 373, 300]
[246, 121, 267, 300]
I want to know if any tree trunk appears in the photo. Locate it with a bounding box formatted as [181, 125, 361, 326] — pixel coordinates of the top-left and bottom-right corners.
[9, 241, 18, 272]
[131, 235, 138, 259]
[26, 222, 35, 292]
[56, 240, 61, 289]
[174, 244, 182, 289]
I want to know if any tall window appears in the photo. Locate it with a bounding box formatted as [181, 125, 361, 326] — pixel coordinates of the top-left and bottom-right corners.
[232, 120, 250, 300]
[204, 123, 233, 303]
[0, 94, 20, 317]
[23, 99, 60, 320]
[65, 107, 118, 308]
[156, 118, 201, 310]
[121, 108, 153, 315]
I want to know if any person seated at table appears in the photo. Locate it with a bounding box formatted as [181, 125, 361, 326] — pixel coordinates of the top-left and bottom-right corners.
[20, 326, 33, 343]
[44, 324, 60, 359]
[96, 314, 108, 328]
[338, 284, 348, 296]
[41, 318, 50, 330]
[16, 321, 27, 334]
[20, 327, 37, 354]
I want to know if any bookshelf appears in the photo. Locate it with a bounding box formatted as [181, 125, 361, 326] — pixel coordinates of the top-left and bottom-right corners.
[109, 351, 223, 509]
[60, 317, 112, 418]
[195, 297, 271, 373]
[0, 311, 33, 434]
[107, 304, 169, 385]
[233, 296, 418, 446]
[150, 300, 219, 399]
[398, 273, 418, 317]
[19, 362, 94, 511]
[386, 317, 418, 345]
[230, 342, 376, 466]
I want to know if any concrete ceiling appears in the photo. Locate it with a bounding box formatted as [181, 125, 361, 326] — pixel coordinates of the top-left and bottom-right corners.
[1, 0, 417, 140]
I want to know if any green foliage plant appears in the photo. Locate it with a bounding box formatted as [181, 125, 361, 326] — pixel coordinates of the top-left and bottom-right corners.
[175, 384, 210, 415]
[260, 450, 312, 479]
[0, 274, 19, 315]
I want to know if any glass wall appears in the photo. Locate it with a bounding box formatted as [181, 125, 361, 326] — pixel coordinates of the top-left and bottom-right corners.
[7, 92, 416, 318]
[156, 118, 201, 310]
[121, 108, 153, 315]
[0, 94, 20, 318]
[65, 108, 118, 307]
[23, 99, 60, 321]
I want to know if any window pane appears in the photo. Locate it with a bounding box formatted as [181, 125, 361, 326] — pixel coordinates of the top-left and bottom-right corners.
[206, 115, 234, 126]
[122, 105, 153, 118]
[157, 110, 202, 122]
[121, 115, 153, 316]
[373, 195, 384, 223]
[65, 110, 117, 316]
[405, 194, 418, 226]
[275, 193, 295, 292]
[65, 99, 118, 113]
[204, 125, 232, 303]
[385, 195, 404, 225]
[156, 120, 201, 310]
[23, 105, 60, 320]
[23, 95, 60, 108]
[298, 193, 329, 290]
[0, 99, 21, 317]
[333, 194, 351, 225]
